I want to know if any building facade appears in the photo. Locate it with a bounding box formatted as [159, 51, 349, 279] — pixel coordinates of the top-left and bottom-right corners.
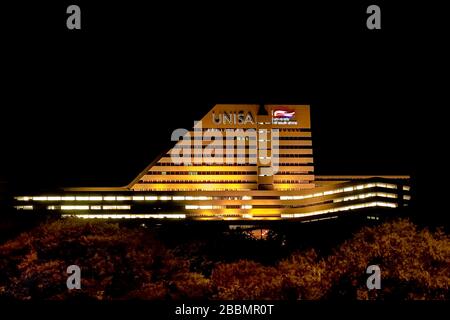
[14, 105, 411, 222]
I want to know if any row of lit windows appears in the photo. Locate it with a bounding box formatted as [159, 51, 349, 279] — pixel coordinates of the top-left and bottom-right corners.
[300, 216, 338, 223]
[274, 188, 314, 191]
[174, 144, 312, 150]
[281, 202, 398, 219]
[334, 192, 397, 203]
[15, 205, 33, 210]
[274, 180, 314, 184]
[167, 153, 259, 157]
[174, 146, 258, 151]
[275, 171, 314, 175]
[62, 214, 186, 219]
[198, 128, 313, 133]
[192, 128, 310, 133]
[47, 205, 131, 211]
[58, 203, 396, 220]
[133, 188, 253, 192]
[196, 128, 310, 133]
[16, 183, 403, 205]
[185, 205, 253, 210]
[279, 137, 313, 140]
[278, 145, 313, 149]
[276, 153, 313, 157]
[145, 171, 258, 176]
[155, 162, 258, 166]
[279, 183, 399, 200]
[174, 145, 258, 149]
[154, 162, 312, 166]
[17, 195, 257, 202]
[138, 180, 257, 184]
[183, 192, 395, 210]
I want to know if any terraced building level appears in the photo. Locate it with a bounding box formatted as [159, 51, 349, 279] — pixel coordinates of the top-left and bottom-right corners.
[14, 104, 411, 222]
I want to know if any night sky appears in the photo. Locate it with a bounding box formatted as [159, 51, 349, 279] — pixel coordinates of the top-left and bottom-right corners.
[1, 2, 447, 219]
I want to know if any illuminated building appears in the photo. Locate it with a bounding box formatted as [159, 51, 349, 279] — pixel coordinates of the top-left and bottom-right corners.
[14, 104, 411, 222]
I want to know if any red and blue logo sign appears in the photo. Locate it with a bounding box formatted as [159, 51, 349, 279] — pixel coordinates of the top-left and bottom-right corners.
[273, 107, 295, 119]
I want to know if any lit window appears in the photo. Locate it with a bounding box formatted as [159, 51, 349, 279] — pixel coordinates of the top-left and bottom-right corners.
[61, 205, 89, 210]
[33, 196, 48, 201]
[102, 205, 130, 210]
[15, 205, 33, 210]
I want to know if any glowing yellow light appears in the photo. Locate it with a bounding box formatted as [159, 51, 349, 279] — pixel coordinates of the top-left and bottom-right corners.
[102, 205, 130, 210]
[15, 196, 31, 201]
[61, 205, 89, 210]
[15, 205, 33, 210]
[61, 213, 186, 219]
[33, 196, 48, 201]
[281, 201, 397, 219]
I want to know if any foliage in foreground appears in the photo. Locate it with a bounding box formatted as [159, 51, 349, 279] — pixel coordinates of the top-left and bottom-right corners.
[0, 218, 448, 300]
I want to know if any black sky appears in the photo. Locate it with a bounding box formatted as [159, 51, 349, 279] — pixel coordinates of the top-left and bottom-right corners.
[1, 1, 447, 220]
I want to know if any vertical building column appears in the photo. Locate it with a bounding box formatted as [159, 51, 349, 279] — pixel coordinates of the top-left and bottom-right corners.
[256, 114, 274, 190]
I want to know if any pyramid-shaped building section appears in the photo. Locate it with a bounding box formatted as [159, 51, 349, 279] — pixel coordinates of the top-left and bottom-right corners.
[128, 104, 315, 192]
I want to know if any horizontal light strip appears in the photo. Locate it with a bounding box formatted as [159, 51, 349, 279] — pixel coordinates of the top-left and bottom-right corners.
[54, 205, 131, 211]
[61, 214, 186, 219]
[14, 205, 33, 210]
[280, 183, 399, 200]
[281, 202, 397, 219]
[15, 195, 236, 202]
[61, 205, 90, 210]
[333, 192, 397, 203]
